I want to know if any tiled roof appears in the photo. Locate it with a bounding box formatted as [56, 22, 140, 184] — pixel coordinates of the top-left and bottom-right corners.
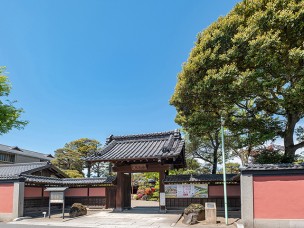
[241, 163, 304, 171]
[164, 174, 239, 183]
[0, 162, 115, 186]
[24, 175, 115, 186]
[0, 162, 50, 179]
[86, 130, 185, 162]
[0, 144, 53, 161]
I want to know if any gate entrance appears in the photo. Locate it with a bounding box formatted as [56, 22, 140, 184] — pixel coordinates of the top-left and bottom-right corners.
[86, 130, 186, 212]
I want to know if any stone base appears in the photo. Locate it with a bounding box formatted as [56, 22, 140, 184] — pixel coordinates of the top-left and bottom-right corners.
[0, 213, 14, 222]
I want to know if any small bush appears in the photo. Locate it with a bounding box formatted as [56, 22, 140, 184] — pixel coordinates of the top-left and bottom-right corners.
[152, 192, 159, 198]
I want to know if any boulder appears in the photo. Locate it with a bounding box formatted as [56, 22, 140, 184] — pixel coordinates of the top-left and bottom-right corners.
[69, 203, 87, 218]
[184, 204, 205, 221]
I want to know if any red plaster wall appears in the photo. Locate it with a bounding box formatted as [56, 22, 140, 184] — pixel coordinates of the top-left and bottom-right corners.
[0, 183, 14, 213]
[65, 188, 88, 197]
[254, 175, 304, 219]
[208, 185, 240, 197]
[24, 187, 42, 197]
[89, 188, 105, 197]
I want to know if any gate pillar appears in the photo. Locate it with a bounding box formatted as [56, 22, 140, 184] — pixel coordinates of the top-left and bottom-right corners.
[115, 172, 131, 211]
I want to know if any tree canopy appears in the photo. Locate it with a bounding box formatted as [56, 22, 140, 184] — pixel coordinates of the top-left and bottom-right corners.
[170, 0, 304, 162]
[53, 138, 101, 177]
[0, 66, 28, 134]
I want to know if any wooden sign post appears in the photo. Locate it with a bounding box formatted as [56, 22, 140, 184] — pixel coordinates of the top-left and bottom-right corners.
[44, 187, 68, 219]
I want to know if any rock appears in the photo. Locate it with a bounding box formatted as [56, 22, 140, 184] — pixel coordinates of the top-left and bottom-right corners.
[69, 203, 87, 218]
[182, 213, 198, 225]
[184, 203, 205, 221]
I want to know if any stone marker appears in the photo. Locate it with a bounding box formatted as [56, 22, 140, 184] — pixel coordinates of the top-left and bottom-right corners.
[205, 202, 217, 224]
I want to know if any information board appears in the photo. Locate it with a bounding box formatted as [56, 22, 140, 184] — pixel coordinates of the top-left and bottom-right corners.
[50, 192, 64, 203]
[165, 184, 208, 198]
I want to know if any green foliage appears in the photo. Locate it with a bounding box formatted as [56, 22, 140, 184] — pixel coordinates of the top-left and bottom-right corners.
[184, 133, 229, 173]
[170, 0, 304, 162]
[170, 157, 210, 174]
[64, 169, 84, 178]
[91, 162, 111, 177]
[53, 138, 101, 176]
[143, 172, 159, 181]
[218, 162, 240, 174]
[253, 145, 285, 164]
[152, 191, 159, 198]
[296, 126, 304, 143]
[0, 66, 28, 134]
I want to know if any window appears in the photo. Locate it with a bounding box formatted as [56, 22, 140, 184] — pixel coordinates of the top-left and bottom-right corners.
[0, 153, 15, 163]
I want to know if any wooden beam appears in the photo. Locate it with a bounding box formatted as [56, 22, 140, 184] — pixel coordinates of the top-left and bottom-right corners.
[112, 163, 172, 172]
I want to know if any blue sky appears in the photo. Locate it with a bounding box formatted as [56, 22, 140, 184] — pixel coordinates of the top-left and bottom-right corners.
[0, 0, 240, 154]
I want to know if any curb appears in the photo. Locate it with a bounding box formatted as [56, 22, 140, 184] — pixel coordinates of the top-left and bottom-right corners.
[13, 216, 32, 222]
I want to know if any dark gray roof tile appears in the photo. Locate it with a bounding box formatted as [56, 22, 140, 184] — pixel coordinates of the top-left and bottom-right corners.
[86, 130, 185, 163]
[241, 163, 304, 171]
[0, 144, 53, 161]
[24, 175, 115, 186]
[0, 162, 50, 178]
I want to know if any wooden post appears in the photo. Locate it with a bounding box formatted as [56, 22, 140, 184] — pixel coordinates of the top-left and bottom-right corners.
[87, 187, 90, 206]
[48, 193, 51, 218]
[115, 172, 124, 211]
[159, 171, 166, 213]
[125, 173, 131, 209]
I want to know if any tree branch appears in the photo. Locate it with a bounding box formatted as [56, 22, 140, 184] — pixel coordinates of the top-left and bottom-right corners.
[292, 141, 304, 151]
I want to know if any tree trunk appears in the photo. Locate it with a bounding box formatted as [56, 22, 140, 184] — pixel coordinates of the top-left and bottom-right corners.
[283, 113, 299, 162]
[87, 162, 91, 178]
[211, 133, 220, 174]
[212, 147, 218, 174]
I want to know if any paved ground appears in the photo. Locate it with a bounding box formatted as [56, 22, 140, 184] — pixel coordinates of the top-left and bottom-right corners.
[8, 208, 182, 228]
[6, 200, 239, 228]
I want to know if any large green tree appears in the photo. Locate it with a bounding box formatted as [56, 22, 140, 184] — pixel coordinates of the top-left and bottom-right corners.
[185, 131, 222, 174]
[0, 67, 27, 133]
[171, 0, 304, 162]
[53, 138, 101, 177]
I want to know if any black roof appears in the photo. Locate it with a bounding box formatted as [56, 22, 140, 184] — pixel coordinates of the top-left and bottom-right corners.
[24, 175, 115, 186]
[0, 162, 115, 186]
[241, 163, 304, 175]
[0, 162, 66, 179]
[164, 174, 239, 183]
[241, 163, 304, 171]
[86, 130, 185, 163]
[0, 144, 53, 161]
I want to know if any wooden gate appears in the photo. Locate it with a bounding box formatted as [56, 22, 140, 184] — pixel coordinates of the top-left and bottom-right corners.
[106, 187, 117, 209]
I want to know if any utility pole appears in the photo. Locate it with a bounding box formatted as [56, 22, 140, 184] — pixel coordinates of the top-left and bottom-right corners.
[221, 116, 228, 225]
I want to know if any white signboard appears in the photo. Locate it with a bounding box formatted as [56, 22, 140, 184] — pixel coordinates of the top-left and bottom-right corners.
[165, 184, 208, 198]
[159, 192, 166, 206]
[50, 192, 64, 203]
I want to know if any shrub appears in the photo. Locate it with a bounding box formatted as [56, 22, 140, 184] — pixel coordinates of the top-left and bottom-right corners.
[152, 192, 159, 198]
